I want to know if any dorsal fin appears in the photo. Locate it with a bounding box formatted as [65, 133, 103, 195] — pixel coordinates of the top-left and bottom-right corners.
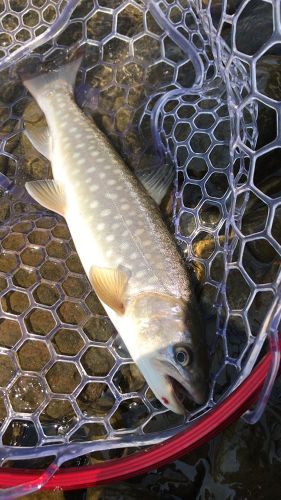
[89, 266, 129, 315]
[25, 179, 66, 217]
[137, 161, 174, 205]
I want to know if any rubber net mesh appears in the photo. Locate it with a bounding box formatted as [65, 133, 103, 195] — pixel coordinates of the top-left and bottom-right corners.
[0, 0, 280, 486]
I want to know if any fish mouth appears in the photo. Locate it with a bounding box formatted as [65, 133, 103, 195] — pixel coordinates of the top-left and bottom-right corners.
[166, 375, 204, 413]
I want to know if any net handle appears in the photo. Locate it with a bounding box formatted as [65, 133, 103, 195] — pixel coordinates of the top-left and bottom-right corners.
[0, 339, 279, 492]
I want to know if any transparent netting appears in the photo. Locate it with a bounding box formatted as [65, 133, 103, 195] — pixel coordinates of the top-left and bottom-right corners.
[0, 0, 280, 488]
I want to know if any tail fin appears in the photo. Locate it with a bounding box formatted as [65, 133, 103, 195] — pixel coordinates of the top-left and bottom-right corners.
[21, 50, 83, 102]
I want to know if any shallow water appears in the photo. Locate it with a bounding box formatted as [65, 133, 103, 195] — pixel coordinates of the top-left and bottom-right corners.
[16, 376, 281, 499]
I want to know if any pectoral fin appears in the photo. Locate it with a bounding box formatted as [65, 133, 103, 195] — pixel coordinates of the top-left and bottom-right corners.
[89, 266, 129, 315]
[25, 179, 65, 217]
[24, 123, 51, 160]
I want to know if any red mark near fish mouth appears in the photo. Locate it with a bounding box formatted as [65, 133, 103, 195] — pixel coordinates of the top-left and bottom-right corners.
[162, 397, 169, 405]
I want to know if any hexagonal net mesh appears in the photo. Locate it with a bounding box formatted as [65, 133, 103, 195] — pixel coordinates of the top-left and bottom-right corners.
[0, 0, 280, 493]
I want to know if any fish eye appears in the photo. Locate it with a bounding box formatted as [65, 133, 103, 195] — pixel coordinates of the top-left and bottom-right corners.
[174, 346, 192, 367]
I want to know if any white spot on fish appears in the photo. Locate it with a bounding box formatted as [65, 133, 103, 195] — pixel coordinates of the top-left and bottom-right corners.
[101, 209, 111, 217]
[90, 200, 99, 209]
[77, 158, 86, 165]
[106, 234, 114, 242]
[97, 223, 105, 231]
[108, 193, 117, 200]
[87, 167, 96, 174]
[108, 179, 116, 186]
[90, 185, 98, 192]
[121, 204, 129, 211]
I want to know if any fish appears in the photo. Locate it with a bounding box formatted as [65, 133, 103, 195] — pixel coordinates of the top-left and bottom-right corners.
[21, 53, 209, 415]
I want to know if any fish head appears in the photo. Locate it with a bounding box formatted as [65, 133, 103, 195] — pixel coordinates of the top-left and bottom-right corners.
[128, 293, 209, 415]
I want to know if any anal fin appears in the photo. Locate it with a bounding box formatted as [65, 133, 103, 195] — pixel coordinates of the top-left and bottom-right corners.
[89, 266, 129, 315]
[25, 179, 65, 217]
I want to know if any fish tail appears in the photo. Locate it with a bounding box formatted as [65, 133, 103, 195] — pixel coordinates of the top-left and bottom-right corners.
[20, 48, 83, 102]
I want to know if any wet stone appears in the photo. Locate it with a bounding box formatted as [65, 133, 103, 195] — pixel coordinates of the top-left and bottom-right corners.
[0, 399, 6, 424]
[43, 5, 57, 23]
[226, 269, 251, 310]
[0, 276, 7, 292]
[12, 267, 37, 288]
[56, 21, 83, 47]
[46, 362, 81, 394]
[0, 252, 17, 273]
[25, 308, 56, 335]
[87, 11, 112, 41]
[46, 240, 69, 259]
[51, 224, 71, 240]
[81, 347, 115, 376]
[52, 328, 85, 356]
[9, 376, 45, 413]
[40, 261, 65, 281]
[8, 1, 28, 13]
[28, 229, 49, 246]
[18, 340, 51, 372]
[57, 301, 86, 325]
[0, 319, 22, 347]
[34, 284, 59, 306]
[23, 9, 39, 27]
[36, 217, 56, 229]
[21, 247, 45, 267]
[62, 276, 87, 298]
[114, 364, 146, 393]
[40, 399, 77, 437]
[41, 398, 75, 422]
[111, 398, 149, 430]
[83, 317, 116, 342]
[24, 156, 49, 179]
[85, 291, 106, 315]
[2, 290, 30, 314]
[0, 354, 15, 386]
[77, 382, 110, 417]
[2, 232, 25, 251]
[117, 5, 143, 37]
